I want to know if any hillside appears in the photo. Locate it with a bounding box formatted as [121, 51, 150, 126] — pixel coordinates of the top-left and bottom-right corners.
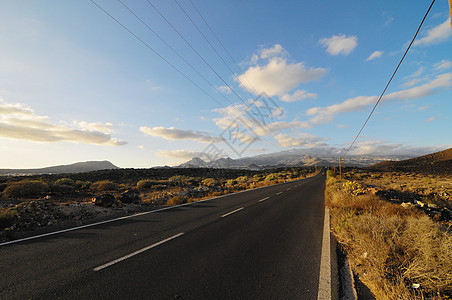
[0, 161, 119, 175]
[370, 148, 452, 174]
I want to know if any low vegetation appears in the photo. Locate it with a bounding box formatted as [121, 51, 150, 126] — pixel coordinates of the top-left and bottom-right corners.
[0, 167, 317, 236]
[2, 180, 49, 198]
[326, 170, 452, 299]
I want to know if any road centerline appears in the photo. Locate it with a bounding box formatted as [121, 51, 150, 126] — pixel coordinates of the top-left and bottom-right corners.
[258, 197, 270, 202]
[93, 232, 185, 272]
[276, 192, 283, 195]
[221, 207, 244, 218]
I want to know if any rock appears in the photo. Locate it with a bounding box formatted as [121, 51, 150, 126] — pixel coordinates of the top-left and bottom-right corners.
[92, 194, 116, 207]
[112, 199, 123, 208]
[119, 190, 140, 204]
[401, 202, 413, 209]
[415, 200, 425, 208]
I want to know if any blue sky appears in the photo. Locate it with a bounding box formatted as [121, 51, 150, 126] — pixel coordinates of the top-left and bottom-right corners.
[0, 0, 451, 168]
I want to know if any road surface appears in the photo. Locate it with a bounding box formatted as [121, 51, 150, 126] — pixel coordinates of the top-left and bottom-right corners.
[1, 172, 334, 299]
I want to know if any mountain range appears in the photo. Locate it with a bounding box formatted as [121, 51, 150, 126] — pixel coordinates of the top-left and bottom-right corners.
[0, 161, 119, 175]
[177, 149, 414, 170]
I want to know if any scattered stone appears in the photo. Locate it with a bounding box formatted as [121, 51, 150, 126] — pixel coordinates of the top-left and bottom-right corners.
[118, 190, 140, 204]
[92, 194, 116, 207]
[401, 202, 413, 209]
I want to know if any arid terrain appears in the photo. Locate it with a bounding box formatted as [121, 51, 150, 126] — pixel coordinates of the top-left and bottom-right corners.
[0, 166, 316, 242]
[326, 148, 452, 299]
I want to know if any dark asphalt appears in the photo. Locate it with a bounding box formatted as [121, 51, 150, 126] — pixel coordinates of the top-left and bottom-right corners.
[1, 173, 329, 299]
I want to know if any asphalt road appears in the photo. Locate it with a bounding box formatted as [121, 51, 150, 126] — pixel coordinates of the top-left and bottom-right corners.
[1, 172, 331, 299]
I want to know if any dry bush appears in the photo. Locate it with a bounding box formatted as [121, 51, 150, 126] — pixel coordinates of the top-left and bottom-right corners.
[3, 180, 49, 198]
[136, 179, 159, 190]
[327, 179, 452, 299]
[202, 178, 218, 187]
[54, 178, 75, 186]
[166, 196, 183, 206]
[90, 180, 118, 192]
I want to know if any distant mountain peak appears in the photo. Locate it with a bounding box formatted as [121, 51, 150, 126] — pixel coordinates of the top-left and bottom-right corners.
[0, 160, 119, 175]
[176, 149, 409, 169]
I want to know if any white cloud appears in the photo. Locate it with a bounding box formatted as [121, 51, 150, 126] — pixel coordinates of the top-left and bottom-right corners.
[76, 121, 114, 133]
[253, 120, 312, 136]
[236, 57, 327, 97]
[280, 90, 317, 102]
[366, 51, 383, 61]
[410, 67, 425, 78]
[401, 67, 425, 87]
[213, 103, 311, 138]
[217, 85, 232, 94]
[157, 150, 217, 162]
[260, 44, 287, 59]
[413, 18, 451, 46]
[347, 140, 448, 156]
[306, 73, 452, 124]
[274, 133, 328, 148]
[145, 79, 162, 91]
[319, 35, 358, 56]
[384, 16, 394, 26]
[140, 126, 224, 143]
[0, 99, 126, 146]
[401, 78, 424, 88]
[434, 59, 452, 71]
[424, 117, 435, 122]
[336, 124, 349, 128]
[418, 105, 429, 111]
[231, 131, 259, 144]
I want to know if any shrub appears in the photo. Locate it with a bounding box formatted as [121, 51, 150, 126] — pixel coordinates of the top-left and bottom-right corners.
[3, 180, 49, 198]
[166, 196, 183, 206]
[90, 180, 118, 191]
[136, 179, 157, 190]
[265, 174, 277, 181]
[54, 178, 75, 186]
[326, 170, 336, 178]
[75, 180, 92, 190]
[202, 178, 218, 187]
[342, 181, 366, 196]
[326, 178, 452, 299]
[235, 176, 249, 183]
[226, 179, 237, 186]
[169, 175, 193, 186]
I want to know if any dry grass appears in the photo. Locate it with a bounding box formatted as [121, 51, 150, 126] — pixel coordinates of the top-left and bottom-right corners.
[326, 177, 452, 299]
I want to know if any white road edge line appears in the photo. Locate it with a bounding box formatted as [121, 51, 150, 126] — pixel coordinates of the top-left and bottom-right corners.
[317, 207, 331, 300]
[221, 207, 244, 218]
[276, 192, 283, 195]
[258, 197, 270, 202]
[93, 232, 184, 272]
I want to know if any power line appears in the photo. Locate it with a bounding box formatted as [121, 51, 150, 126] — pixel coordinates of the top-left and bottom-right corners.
[118, 0, 278, 144]
[144, 0, 267, 128]
[89, 0, 279, 150]
[344, 0, 436, 156]
[174, 0, 256, 99]
[187, 0, 258, 94]
[89, 0, 224, 109]
[117, 0, 239, 109]
[176, 0, 294, 137]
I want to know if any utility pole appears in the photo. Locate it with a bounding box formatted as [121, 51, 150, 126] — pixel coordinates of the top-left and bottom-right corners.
[339, 156, 342, 180]
[449, 0, 452, 33]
